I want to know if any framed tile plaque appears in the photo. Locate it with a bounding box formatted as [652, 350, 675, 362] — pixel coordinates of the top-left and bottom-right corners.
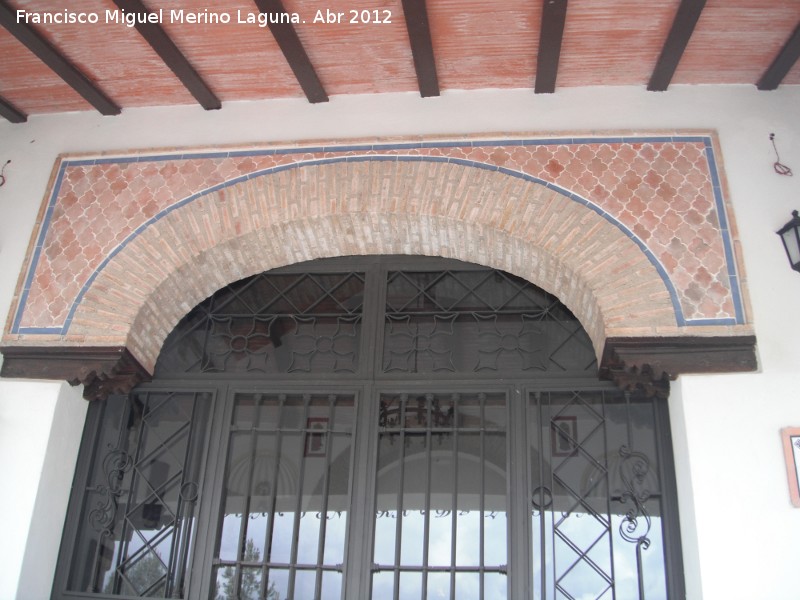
[782, 427, 800, 507]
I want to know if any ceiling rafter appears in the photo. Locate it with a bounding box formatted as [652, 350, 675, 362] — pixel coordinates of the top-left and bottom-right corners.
[757, 22, 800, 90]
[253, 0, 328, 103]
[648, 0, 706, 91]
[535, 0, 568, 94]
[0, 94, 26, 123]
[0, 0, 120, 115]
[111, 0, 220, 110]
[401, 0, 439, 97]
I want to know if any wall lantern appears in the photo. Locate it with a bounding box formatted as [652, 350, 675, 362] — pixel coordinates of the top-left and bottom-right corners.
[777, 211, 800, 272]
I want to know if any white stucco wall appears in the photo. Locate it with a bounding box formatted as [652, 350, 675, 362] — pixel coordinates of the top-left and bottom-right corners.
[0, 86, 798, 599]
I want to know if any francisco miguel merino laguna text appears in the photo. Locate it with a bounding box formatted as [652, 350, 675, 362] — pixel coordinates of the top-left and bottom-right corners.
[15, 9, 302, 27]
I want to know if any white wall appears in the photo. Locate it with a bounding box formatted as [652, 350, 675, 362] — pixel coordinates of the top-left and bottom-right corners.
[1, 85, 798, 599]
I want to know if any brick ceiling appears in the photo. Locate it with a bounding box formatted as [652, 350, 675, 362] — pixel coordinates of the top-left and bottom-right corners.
[1, 0, 799, 123]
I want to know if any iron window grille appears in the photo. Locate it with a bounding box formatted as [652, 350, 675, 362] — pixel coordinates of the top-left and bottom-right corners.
[52, 256, 684, 600]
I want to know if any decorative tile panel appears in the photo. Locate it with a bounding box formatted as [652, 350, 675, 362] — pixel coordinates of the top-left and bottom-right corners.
[6, 134, 745, 342]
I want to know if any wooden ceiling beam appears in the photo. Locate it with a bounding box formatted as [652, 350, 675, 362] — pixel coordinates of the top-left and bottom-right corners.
[0, 94, 27, 123]
[535, 0, 568, 94]
[0, 1, 120, 115]
[757, 23, 800, 90]
[111, 0, 221, 110]
[253, 0, 328, 103]
[401, 0, 439, 97]
[648, 0, 706, 91]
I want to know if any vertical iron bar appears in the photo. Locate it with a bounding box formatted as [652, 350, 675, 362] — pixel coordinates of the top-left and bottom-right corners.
[263, 394, 288, 597]
[450, 393, 459, 600]
[603, 391, 617, 600]
[393, 394, 409, 600]
[478, 392, 486, 600]
[235, 394, 262, 597]
[547, 394, 557, 598]
[535, 391, 547, 600]
[287, 394, 312, 600]
[421, 393, 433, 599]
[167, 393, 199, 597]
[314, 394, 338, 600]
[624, 391, 648, 600]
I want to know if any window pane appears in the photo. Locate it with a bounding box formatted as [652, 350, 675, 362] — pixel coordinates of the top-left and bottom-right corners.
[530, 391, 670, 600]
[213, 393, 354, 600]
[372, 392, 508, 598]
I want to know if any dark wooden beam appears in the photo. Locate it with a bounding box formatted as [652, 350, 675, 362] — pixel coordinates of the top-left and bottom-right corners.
[401, 0, 439, 97]
[757, 22, 800, 90]
[0, 94, 27, 123]
[111, 0, 220, 110]
[648, 0, 707, 91]
[0, 1, 120, 115]
[535, 0, 568, 94]
[600, 335, 757, 398]
[253, 0, 328, 103]
[0, 346, 151, 401]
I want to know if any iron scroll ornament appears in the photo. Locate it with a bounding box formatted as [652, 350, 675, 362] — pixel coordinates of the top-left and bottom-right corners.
[617, 444, 653, 599]
[88, 444, 134, 534]
[86, 444, 133, 592]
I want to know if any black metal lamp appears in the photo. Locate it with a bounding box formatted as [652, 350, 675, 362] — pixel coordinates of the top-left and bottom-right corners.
[777, 210, 800, 272]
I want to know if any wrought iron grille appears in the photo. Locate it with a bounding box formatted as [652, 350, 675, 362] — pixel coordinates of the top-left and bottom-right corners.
[155, 271, 365, 376]
[55, 257, 682, 600]
[212, 392, 354, 600]
[530, 390, 669, 600]
[372, 392, 508, 599]
[383, 270, 596, 374]
[66, 390, 212, 597]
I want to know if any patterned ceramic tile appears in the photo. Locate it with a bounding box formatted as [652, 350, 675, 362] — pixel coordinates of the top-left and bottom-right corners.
[10, 135, 742, 335]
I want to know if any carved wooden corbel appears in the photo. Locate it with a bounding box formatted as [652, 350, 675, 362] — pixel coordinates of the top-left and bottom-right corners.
[600, 335, 758, 399]
[0, 346, 151, 401]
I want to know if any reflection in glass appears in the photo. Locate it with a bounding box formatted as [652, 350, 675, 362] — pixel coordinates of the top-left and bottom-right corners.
[372, 392, 507, 600]
[530, 390, 670, 600]
[213, 393, 354, 600]
[66, 391, 211, 597]
[156, 271, 366, 376]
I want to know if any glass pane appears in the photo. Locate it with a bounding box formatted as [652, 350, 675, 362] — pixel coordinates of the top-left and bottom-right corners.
[212, 566, 233, 599]
[399, 572, 422, 599]
[484, 572, 508, 600]
[213, 393, 354, 599]
[266, 569, 290, 600]
[294, 570, 317, 599]
[371, 571, 395, 600]
[321, 571, 343, 600]
[428, 433, 453, 567]
[454, 572, 480, 600]
[400, 510, 425, 566]
[427, 572, 450, 599]
[270, 432, 302, 563]
[374, 433, 400, 565]
[373, 391, 509, 600]
[239, 567, 263, 600]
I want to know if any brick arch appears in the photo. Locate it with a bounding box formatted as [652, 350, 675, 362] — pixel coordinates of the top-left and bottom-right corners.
[71, 159, 674, 373]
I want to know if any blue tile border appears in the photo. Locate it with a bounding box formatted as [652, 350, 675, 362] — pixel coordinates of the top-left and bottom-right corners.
[10, 135, 744, 336]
